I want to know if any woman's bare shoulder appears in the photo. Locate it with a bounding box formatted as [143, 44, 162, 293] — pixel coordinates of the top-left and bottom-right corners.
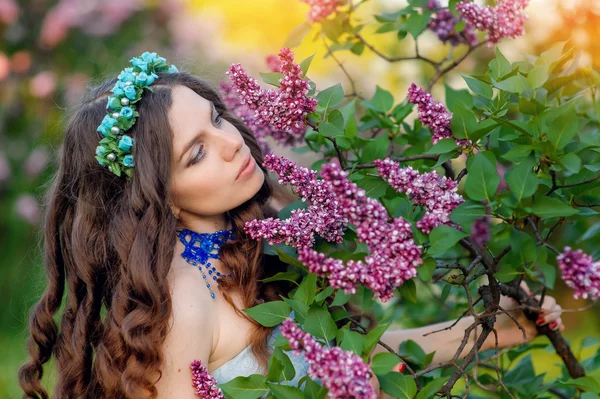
[154, 268, 215, 398]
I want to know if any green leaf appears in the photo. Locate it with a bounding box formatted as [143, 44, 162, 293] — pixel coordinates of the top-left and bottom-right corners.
[426, 138, 458, 154]
[417, 257, 436, 282]
[243, 301, 291, 327]
[273, 347, 296, 381]
[378, 372, 417, 399]
[344, 115, 358, 138]
[527, 64, 551, 89]
[415, 378, 448, 399]
[501, 145, 532, 163]
[339, 329, 364, 355]
[260, 72, 284, 87]
[219, 374, 268, 399]
[492, 75, 525, 94]
[362, 86, 394, 113]
[547, 112, 579, 151]
[450, 104, 478, 140]
[398, 279, 417, 303]
[332, 289, 351, 306]
[505, 158, 539, 203]
[266, 383, 305, 399]
[284, 21, 312, 48]
[294, 274, 317, 305]
[463, 75, 493, 99]
[274, 246, 305, 268]
[450, 200, 486, 225]
[316, 83, 344, 111]
[428, 225, 468, 256]
[560, 376, 600, 393]
[304, 304, 337, 342]
[303, 378, 328, 399]
[464, 151, 500, 202]
[371, 352, 402, 374]
[402, 11, 430, 39]
[318, 121, 343, 137]
[530, 197, 579, 218]
[489, 47, 513, 78]
[328, 109, 344, 130]
[560, 153, 582, 174]
[398, 339, 427, 366]
[259, 272, 301, 285]
[299, 53, 316, 77]
[281, 297, 309, 323]
[363, 323, 391, 356]
[361, 134, 389, 163]
[314, 286, 335, 303]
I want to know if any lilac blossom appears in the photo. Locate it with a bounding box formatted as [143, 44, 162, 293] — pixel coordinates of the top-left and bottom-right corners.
[300, 0, 345, 23]
[456, 0, 529, 46]
[426, 0, 478, 47]
[280, 318, 376, 399]
[190, 359, 225, 398]
[244, 154, 347, 248]
[375, 157, 464, 234]
[556, 247, 600, 301]
[470, 216, 491, 247]
[226, 47, 317, 146]
[407, 83, 471, 149]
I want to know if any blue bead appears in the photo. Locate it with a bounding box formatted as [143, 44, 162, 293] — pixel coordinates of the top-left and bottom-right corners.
[208, 270, 212, 274]
[211, 292, 216, 298]
[203, 274, 206, 278]
[213, 276, 217, 280]
[206, 283, 210, 288]
[216, 272, 221, 276]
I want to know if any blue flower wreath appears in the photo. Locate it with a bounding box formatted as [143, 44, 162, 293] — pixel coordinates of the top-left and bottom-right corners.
[95, 51, 179, 179]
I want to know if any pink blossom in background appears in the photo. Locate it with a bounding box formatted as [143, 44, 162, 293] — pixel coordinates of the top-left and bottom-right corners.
[426, 0, 478, 47]
[10, 51, 31, 74]
[190, 360, 225, 398]
[0, 0, 19, 24]
[557, 247, 600, 301]
[470, 216, 491, 247]
[15, 194, 40, 225]
[244, 154, 347, 248]
[407, 83, 471, 149]
[64, 73, 89, 106]
[265, 54, 283, 72]
[0, 151, 11, 183]
[24, 147, 50, 178]
[280, 318, 376, 399]
[226, 47, 317, 146]
[300, 0, 345, 23]
[456, 0, 529, 46]
[218, 81, 273, 155]
[29, 72, 57, 99]
[375, 157, 464, 234]
[0, 52, 10, 80]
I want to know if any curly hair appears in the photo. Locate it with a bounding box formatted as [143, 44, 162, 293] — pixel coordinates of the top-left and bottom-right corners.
[17, 71, 293, 398]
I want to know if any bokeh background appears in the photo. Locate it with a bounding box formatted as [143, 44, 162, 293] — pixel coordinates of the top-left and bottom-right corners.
[1, 0, 599, 397]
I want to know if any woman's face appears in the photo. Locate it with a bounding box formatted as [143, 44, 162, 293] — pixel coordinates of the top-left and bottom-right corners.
[168, 85, 264, 225]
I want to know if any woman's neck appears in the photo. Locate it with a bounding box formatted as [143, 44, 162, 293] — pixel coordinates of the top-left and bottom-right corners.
[176, 212, 232, 234]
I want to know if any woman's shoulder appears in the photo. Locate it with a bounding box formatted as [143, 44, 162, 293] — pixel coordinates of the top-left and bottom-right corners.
[168, 266, 217, 324]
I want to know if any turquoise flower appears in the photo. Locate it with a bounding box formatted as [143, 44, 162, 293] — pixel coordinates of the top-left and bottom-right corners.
[140, 51, 159, 63]
[130, 57, 149, 72]
[120, 106, 134, 119]
[96, 145, 107, 157]
[110, 81, 126, 97]
[123, 155, 135, 167]
[168, 65, 179, 73]
[146, 72, 158, 85]
[97, 115, 118, 136]
[124, 85, 137, 100]
[118, 135, 134, 151]
[135, 72, 149, 86]
[117, 68, 136, 84]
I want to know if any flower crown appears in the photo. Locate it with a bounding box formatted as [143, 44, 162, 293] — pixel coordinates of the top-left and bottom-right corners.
[95, 51, 179, 179]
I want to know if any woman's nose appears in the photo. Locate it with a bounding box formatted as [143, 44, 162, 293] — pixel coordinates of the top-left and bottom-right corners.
[216, 126, 243, 161]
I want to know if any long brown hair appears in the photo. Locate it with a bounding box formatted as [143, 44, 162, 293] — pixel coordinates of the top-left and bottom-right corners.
[18, 71, 292, 398]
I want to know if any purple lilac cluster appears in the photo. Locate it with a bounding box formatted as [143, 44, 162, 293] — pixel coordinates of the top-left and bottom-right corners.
[407, 83, 471, 149]
[456, 0, 529, 46]
[470, 216, 491, 247]
[280, 318, 376, 399]
[244, 154, 347, 248]
[300, 0, 345, 23]
[190, 359, 225, 398]
[426, 0, 478, 47]
[218, 81, 273, 155]
[226, 47, 317, 146]
[556, 247, 600, 301]
[375, 158, 464, 234]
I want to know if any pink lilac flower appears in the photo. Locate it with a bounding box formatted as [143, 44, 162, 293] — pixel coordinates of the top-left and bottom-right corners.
[375, 157, 464, 234]
[280, 318, 376, 399]
[24, 147, 50, 178]
[407, 83, 471, 149]
[426, 0, 478, 47]
[0, 0, 19, 24]
[15, 194, 40, 225]
[300, 0, 345, 23]
[265, 54, 283, 72]
[556, 247, 600, 301]
[470, 216, 491, 247]
[190, 359, 225, 398]
[244, 154, 347, 248]
[218, 81, 272, 155]
[456, 0, 529, 46]
[226, 47, 317, 146]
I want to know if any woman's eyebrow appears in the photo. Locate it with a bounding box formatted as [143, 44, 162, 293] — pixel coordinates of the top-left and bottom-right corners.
[178, 101, 215, 163]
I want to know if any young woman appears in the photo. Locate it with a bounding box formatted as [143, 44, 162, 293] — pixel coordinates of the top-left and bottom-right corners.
[18, 52, 565, 399]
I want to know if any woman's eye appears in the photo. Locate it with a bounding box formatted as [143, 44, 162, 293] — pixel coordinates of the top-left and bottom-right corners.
[214, 111, 223, 125]
[191, 144, 205, 165]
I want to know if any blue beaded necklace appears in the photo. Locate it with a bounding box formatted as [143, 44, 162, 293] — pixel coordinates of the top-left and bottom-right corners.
[176, 222, 235, 299]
